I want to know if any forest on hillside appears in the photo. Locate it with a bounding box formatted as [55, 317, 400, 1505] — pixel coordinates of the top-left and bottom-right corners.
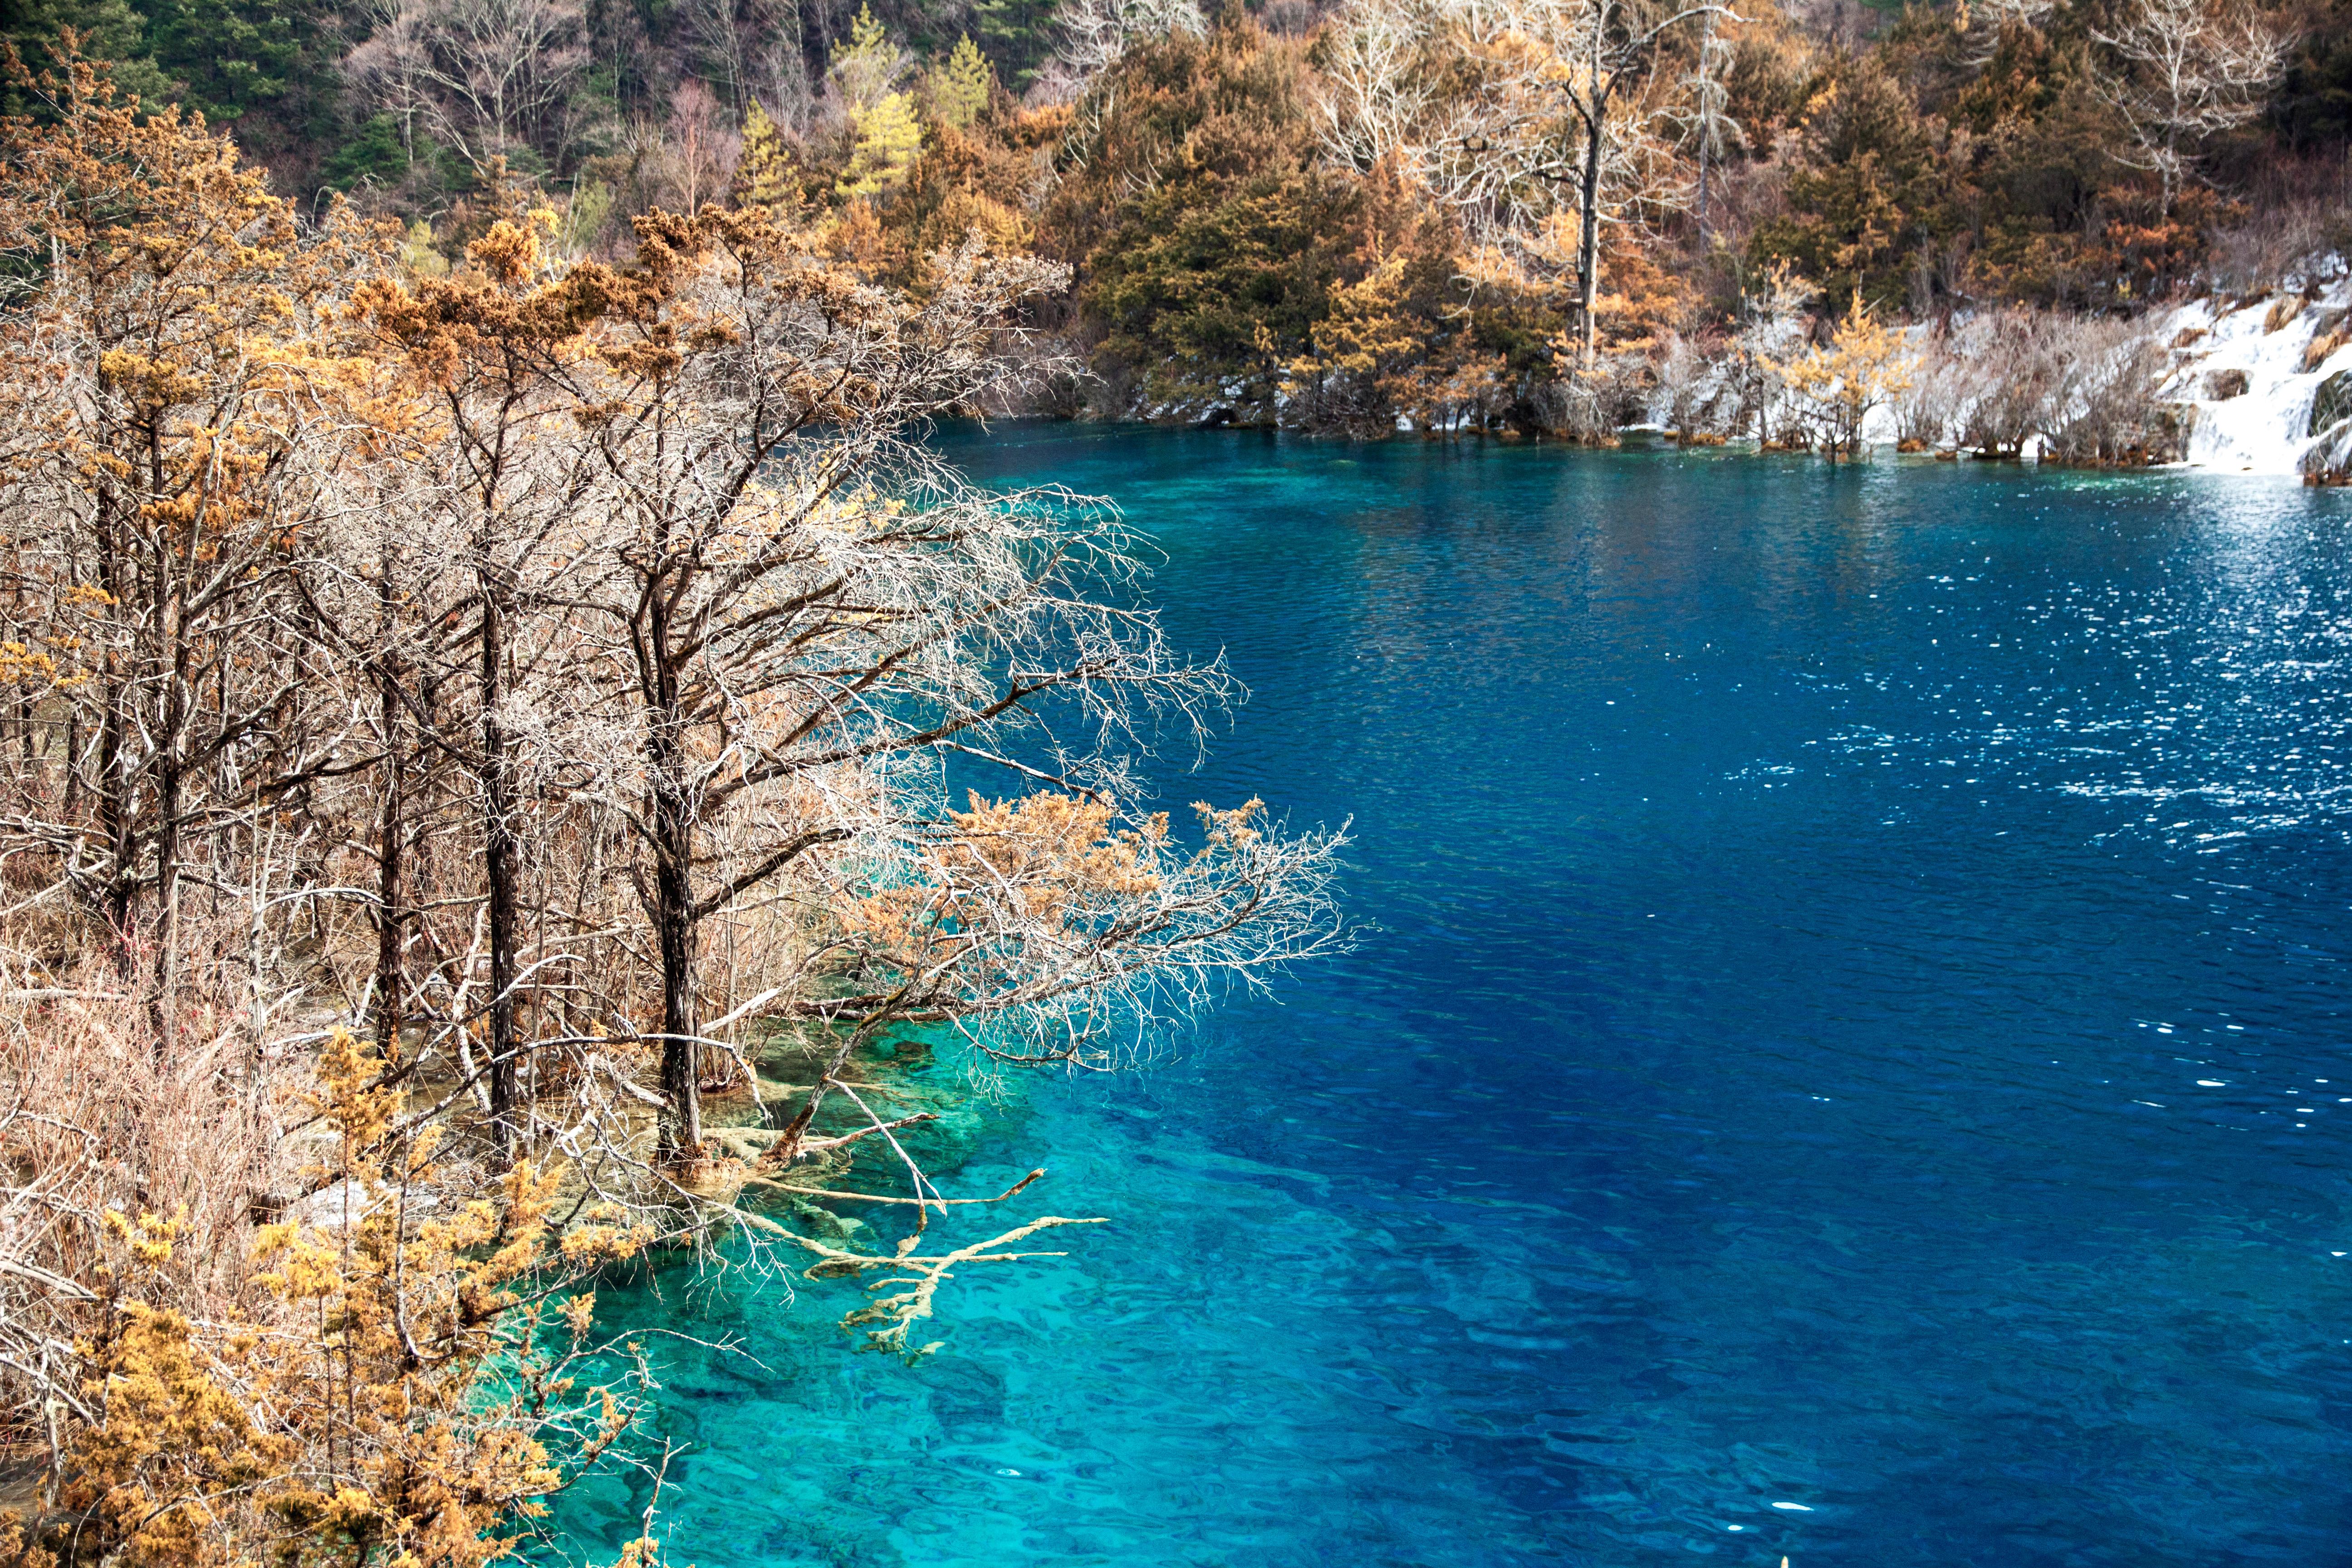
[6, 0, 2350, 443]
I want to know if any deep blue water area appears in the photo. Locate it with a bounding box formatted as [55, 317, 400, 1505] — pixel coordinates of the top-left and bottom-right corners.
[555, 431, 2352, 1566]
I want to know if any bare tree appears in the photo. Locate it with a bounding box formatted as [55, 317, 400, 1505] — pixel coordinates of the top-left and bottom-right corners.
[2038, 317, 2172, 464]
[346, 0, 434, 164]
[681, 0, 751, 109]
[352, 0, 592, 172]
[1730, 259, 1808, 442]
[2091, 0, 2292, 217]
[634, 78, 744, 212]
[352, 213, 614, 1151]
[1045, 0, 1205, 94]
[1318, 0, 1730, 360]
[0, 74, 379, 1054]
[0, 60, 1349, 1555]
[1548, 0, 1737, 363]
[1682, 8, 1739, 245]
[1951, 308, 2060, 457]
[524, 215, 1346, 1161]
[1316, 0, 1437, 171]
[1893, 333, 1967, 451]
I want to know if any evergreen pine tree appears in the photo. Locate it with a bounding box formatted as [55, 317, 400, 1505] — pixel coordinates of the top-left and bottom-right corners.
[829, 1, 897, 110]
[735, 98, 801, 215]
[0, 4, 169, 113]
[132, 0, 320, 127]
[838, 88, 921, 196]
[929, 33, 991, 128]
[969, 0, 1055, 89]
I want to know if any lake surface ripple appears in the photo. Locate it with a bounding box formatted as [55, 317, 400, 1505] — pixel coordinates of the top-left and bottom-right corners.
[557, 429, 2352, 1567]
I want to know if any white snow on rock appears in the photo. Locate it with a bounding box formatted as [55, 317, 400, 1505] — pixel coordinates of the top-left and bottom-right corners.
[2152, 257, 2352, 477]
[287, 1179, 439, 1230]
[290, 1178, 386, 1230]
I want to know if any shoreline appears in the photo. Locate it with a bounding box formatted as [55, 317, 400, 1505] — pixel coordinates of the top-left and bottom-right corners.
[958, 413, 2348, 485]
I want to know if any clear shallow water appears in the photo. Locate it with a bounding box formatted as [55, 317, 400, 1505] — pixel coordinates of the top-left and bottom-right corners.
[555, 432, 2352, 1567]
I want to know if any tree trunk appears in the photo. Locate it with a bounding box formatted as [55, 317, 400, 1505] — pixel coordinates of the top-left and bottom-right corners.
[651, 778, 702, 1162]
[645, 586, 702, 1163]
[94, 517, 135, 975]
[374, 647, 405, 1056]
[1577, 103, 1606, 367]
[148, 559, 188, 1059]
[479, 573, 521, 1152]
[150, 749, 181, 1054]
[1695, 15, 1714, 248]
[60, 710, 78, 816]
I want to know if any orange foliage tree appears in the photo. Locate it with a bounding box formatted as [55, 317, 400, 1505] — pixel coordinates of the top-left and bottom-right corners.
[0, 41, 378, 1047]
[1, 1029, 652, 1568]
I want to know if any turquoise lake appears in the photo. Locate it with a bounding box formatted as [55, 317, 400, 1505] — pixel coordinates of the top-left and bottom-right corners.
[554, 429, 2352, 1566]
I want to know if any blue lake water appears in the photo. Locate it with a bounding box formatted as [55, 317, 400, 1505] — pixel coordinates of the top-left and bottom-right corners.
[554, 431, 2352, 1567]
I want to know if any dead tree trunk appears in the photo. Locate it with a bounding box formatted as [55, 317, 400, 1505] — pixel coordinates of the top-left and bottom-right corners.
[480, 568, 521, 1152]
[374, 629, 406, 1056]
[643, 580, 702, 1162]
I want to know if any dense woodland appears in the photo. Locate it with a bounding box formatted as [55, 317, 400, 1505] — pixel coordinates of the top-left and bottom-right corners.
[6, 0, 2351, 442]
[0, 42, 1346, 1566]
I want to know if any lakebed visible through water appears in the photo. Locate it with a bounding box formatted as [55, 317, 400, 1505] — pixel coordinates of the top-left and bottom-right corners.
[554, 431, 2352, 1567]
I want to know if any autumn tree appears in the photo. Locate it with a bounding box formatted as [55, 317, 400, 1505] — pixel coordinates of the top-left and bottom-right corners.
[828, 2, 902, 113]
[1047, 0, 1205, 88]
[828, 4, 922, 198]
[1548, 0, 1736, 363]
[1748, 49, 1962, 308]
[1319, 0, 1723, 363]
[349, 205, 610, 1152]
[735, 97, 805, 216]
[1774, 290, 1917, 459]
[0, 1023, 656, 1568]
[1048, 16, 1399, 417]
[870, 103, 1061, 287]
[0, 44, 375, 1050]
[445, 205, 1348, 1163]
[839, 88, 922, 196]
[0, 46, 1351, 1565]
